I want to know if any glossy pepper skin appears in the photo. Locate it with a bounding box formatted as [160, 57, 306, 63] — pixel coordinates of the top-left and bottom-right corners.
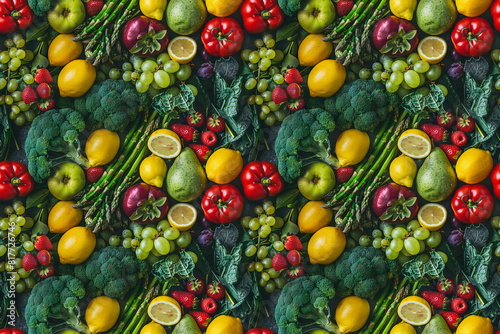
[490, 163, 500, 199]
[246, 329, 277, 334]
[202, 184, 244, 224]
[201, 17, 244, 57]
[0, 161, 35, 201]
[0, 328, 27, 334]
[240, 0, 285, 34]
[451, 17, 494, 57]
[240, 161, 285, 201]
[491, 0, 500, 32]
[0, 0, 34, 33]
[451, 184, 494, 224]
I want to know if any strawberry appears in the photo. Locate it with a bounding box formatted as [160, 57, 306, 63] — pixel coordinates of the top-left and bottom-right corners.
[34, 235, 53, 251]
[287, 265, 305, 279]
[201, 130, 217, 147]
[86, 166, 104, 183]
[287, 98, 305, 112]
[421, 123, 448, 142]
[284, 235, 303, 251]
[336, 166, 354, 183]
[451, 130, 467, 147]
[451, 297, 467, 314]
[456, 114, 475, 133]
[36, 83, 51, 99]
[37, 98, 55, 112]
[201, 297, 218, 314]
[206, 282, 225, 300]
[437, 278, 454, 295]
[187, 111, 205, 129]
[437, 111, 455, 128]
[456, 281, 475, 300]
[439, 311, 462, 330]
[286, 250, 301, 266]
[421, 290, 449, 309]
[284, 68, 303, 84]
[336, 0, 354, 16]
[188, 311, 212, 329]
[86, 0, 104, 16]
[171, 290, 198, 309]
[171, 123, 198, 142]
[22, 86, 38, 104]
[188, 144, 212, 163]
[272, 253, 288, 271]
[34, 68, 53, 84]
[187, 278, 205, 296]
[438, 144, 462, 163]
[37, 264, 55, 279]
[206, 114, 225, 133]
[272, 86, 288, 104]
[286, 83, 301, 99]
[22, 253, 38, 271]
[36, 250, 51, 266]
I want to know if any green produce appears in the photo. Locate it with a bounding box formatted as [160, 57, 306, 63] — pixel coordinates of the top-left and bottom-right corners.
[278, 0, 302, 16]
[416, 147, 457, 202]
[47, 162, 86, 201]
[422, 315, 452, 334]
[297, 162, 336, 201]
[172, 314, 202, 334]
[297, 0, 335, 34]
[416, 0, 457, 35]
[28, 0, 53, 16]
[47, 0, 86, 33]
[166, 0, 207, 35]
[166, 147, 207, 202]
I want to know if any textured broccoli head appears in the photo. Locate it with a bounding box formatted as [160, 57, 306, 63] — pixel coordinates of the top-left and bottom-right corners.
[28, 0, 52, 16]
[278, 0, 302, 16]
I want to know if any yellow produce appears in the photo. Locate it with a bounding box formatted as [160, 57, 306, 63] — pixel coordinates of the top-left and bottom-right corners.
[148, 129, 182, 159]
[456, 0, 492, 17]
[397, 129, 431, 159]
[417, 36, 447, 64]
[167, 36, 197, 64]
[48, 34, 83, 67]
[335, 296, 370, 333]
[456, 315, 493, 334]
[335, 129, 370, 167]
[390, 155, 417, 188]
[298, 34, 333, 67]
[167, 203, 197, 231]
[308, 226, 346, 265]
[298, 201, 333, 234]
[206, 0, 242, 17]
[397, 296, 431, 326]
[58, 59, 96, 98]
[147, 296, 182, 326]
[390, 322, 417, 334]
[58, 226, 96, 264]
[206, 148, 243, 184]
[308, 59, 346, 98]
[140, 322, 167, 334]
[85, 296, 120, 334]
[85, 129, 120, 167]
[140, 155, 168, 188]
[417, 203, 447, 231]
[48, 200, 83, 234]
[390, 0, 417, 20]
[206, 315, 243, 334]
[456, 148, 493, 184]
[140, 0, 167, 20]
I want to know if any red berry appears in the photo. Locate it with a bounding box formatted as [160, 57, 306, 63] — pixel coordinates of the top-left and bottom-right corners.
[201, 130, 218, 147]
[451, 297, 468, 314]
[206, 115, 225, 133]
[86, 166, 104, 183]
[336, 0, 354, 16]
[284, 235, 303, 251]
[206, 282, 225, 300]
[201, 297, 218, 314]
[284, 68, 303, 84]
[272, 253, 288, 271]
[451, 130, 467, 147]
[86, 0, 104, 16]
[286, 83, 301, 99]
[272, 86, 288, 104]
[286, 250, 301, 266]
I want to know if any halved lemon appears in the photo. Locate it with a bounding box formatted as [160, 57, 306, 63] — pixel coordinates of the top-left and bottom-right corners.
[167, 36, 197, 64]
[147, 296, 181, 326]
[397, 129, 432, 159]
[397, 296, 431, 326]
[148, 129, 182, 159]
[417, 203, 447, 231]
[417, 36, 447, 64]
[167, 203, 197, 231]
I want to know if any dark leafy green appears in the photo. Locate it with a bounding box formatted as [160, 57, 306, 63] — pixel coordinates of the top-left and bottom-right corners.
[276, 21, 300, 42]
[152, 251, 195, 289]
[276, 188, 300, 209]
[152, 84, 195, 125]
[464, 57, 489, 83]
[26, 21, 50, 42]
[402, 251, 445, 283]
[214, 57, 239, 82]
[0, 106, 12, 161]
[401, 84, 445, 125]
[26, 188, 50, 209]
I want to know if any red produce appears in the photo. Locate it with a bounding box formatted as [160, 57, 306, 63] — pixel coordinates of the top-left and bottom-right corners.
[0, 329, 27, 334]
[206, 281, 225, 300]
[0, 161, 34, 201]
[122, 183, 169, 224]
[201, 17, 244, 57]
[492, 0, 500, 31]
[490, 163, 500, 199]
[456, 281, 475, 300]
[372, 16, 418, 57]
[451, 184, 493, 224]
[202, 184, 244, 224]
[240, 0, 284, 34]
[452, 17, 494, 57]
[372, 183, 419, 224]
[122, 16, 169, 57]
[0, 0, 34, 33]
[246, 329, 277, 334]
[240, 161, 285, 201]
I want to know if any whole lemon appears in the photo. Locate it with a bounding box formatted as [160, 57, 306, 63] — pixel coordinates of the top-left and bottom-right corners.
[390, 0, 417, 20]
[308, 59, 346, 98]
[457, 315, 493, 334]
[140, 322, 167, 334]
[48, 201, 83, 234]
[85, 296, 120, 333]
[58, 226, 96, 264]
[48, 34, 83, 67]
[206, 0, 242, 17]
[298, 201, 333, 234]
[456, 0, 492, 17]
[390, 322, 417, 334]
[456, 148, 493, 184]
[140, 155, 168, 188]
[140, 0, 167, 20]
[308, 226, 346, 265]
[58, 59, 96, 98]
[298, 34, 333, 67]
[85, 128, 120, 167]
[206, 148, 243, 184]
[206, 315, 243, 334]
[335, 296, 370, 333]
[335, 129, 370, 167]
[390, 155, 417, 188]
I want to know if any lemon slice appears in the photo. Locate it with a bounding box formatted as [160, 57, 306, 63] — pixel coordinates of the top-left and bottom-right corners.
[147, 296, 181, 326]
[167, 36, 197, 64]
[148, 129, 182, 159]
[397, 129, 431, 159]
[417, 203, 447, 231]
[397, 296, 431, 326]
[417, 36, 447, 64]
[167, 203, 197, 231]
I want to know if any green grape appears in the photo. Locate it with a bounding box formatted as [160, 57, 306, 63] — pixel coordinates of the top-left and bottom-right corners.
[414, 60, 430, 73]
[392, 60, 408, 72]
[96, 238, 106, 250]
[396, 253, 411, 266]
[273, 74, 285, 84]
[274, 217, 285, 229]
[356, 235, 369, 246]
[0, 219, 8, 231]
[350, 62, 362, 75]
[24, 50, 34, 62]
[416, 87, 430, 96]
[407, 53, 421, 65]
[156, 53, 170, 65]
[135, 81, 149, 93]
[164, 60, 180, 73]
[257, 246, 268, 259]
[249, 218, 260, 231]
[390, 71, 404, 85]
[262, 258, 273, 269]
[264, 114, 276, 126]
[245, 78, 257, 90]
[241, 49, 251, 61]
[380, 55, 393, 70]
[359, 68, 371, 80]
[24, 277, 35, 289]
[23, 217, 34, 229]
[373, 237, 382, 249]
[176, 64, 192, 81]
[381, 72, 390, 81]
[0, 245, 6, 256]
[240, 216, 252, 229]
[247, 262, 256, 271]
[248, 230, 258, 238]
[176, 231, 192, 248]
[257, 79, 268, 93]
[404, 70, 420, 88]
[0, 51, 9, 64]
[154, 237, 170, 255]
[259, 58, 271, 70]
[390, 238, 404, 252]
[14, 258, 22, 269]
[436, 84, 448, 97]
[11, 92, 21, 103]
[437, 251, 448, 264]
[140, 71, 154, 85]
[121, 62, 133, 71]
[273, 241, 284, 251]
[345, 238, 355, 249]
[372, 62, 383, 71]
[418, 73, 426, 86]
[154, 70, 170, 88]
[414, 227, 430, 240]
[122, 237, 132, 249]
[259, 47, 268, 58]
[400, 80, 411, 90]
[15, 280, 26, 293]
[260, 225, 272, 236]
[17, 268, 30, 279]
[266, 216, 276, 226]
[262, 91, 272, 102]
[164, 227, 180, 240]
[108, 235, 120, 246]
[135, 248, 149, 260]
[494, 245, 500, 257]
[254, 38, 264, 48]
[122, 229, 133, 239]
[492, 49, 500, 62]
[108, 68, 120, 79]
[274, 50, 285, 61]
[265, 38, 276, 48]
[426, 231, 442, 248]
[418, 240, 426, 253]
[391, 227, 408, 239]
[139, 238, 153, 252]
[187, 251, 198, 264]
[245, 245, 257, 257]
[382, 226, 394, 238]
[491, 216, 500, 228]
[19, 233, 29, 242]
[386, 248, 399, 260]
[248, 62, 258, 71]
[400, 246, 412, 257]
[255, 262, 264, 272]
[255, 95, 264, 105]
[406, 220, 420, 232]
[249, 51, 260, 64]
[261, 272, 270, 281]
[141, 60, 158, 72]
[372, 229, 383, 238]
[142, 227, 158, 239]
[386, 81, 399, 93]
[23, 74, 34, 84]
[404, 237, 420, 255]
[373, 70, 382, 82]
[346, 71, 356, 83]
[426, 64, 442, 81]
[266, 49, 276, 59]
[7, 79, 18, 93]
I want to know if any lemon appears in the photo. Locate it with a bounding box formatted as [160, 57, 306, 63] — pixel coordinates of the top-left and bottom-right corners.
[206, 148, 243, 184]
[85, 296, 120, 333]
[48, 201, 83, 234]
[397, 129, 431, 159]
[58, 226, 96, 265]
[140, 322, 167, 334]
[456, 148, 493, 184]
[456, 0, 492, 17]
[140, 0, 167, 20]
[298, 34, 333, 67]
[206, 0, 243, 17]
[58, 59, 96, 98]
[148, 129, 182, 159]
[417, 36, 447, 64]
[308, 226, 346, 265]
[167, 36, 197, 64]
[398, 296, 431, 326]
[206, 315, 243, 334]
[48, 34, 83, 67]
[390, 322, 417, 334]
[140, 155, 168, 188]
[390, 0, 417, 20]
[417, 203, 447, 231]
[298, 201, 333, 234]
[456, 315, 493, 334]
[335, 129, 370, 167]
[390, 155, 417, 188]
[335, 296, 370, 333]
[85, 129, 120, 167]
[167, 203, 197, 231]
[308, 59, 346, 98]
[147, 296, 182, 326]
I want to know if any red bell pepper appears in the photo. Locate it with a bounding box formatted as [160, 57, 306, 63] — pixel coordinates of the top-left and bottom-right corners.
[451, 184, 494, 225]
[491, 0, 500, 32]
[240, 0, 285, 34]
[202, 184, 244, 224]
[0, 161, 34, 201]
[246, 329, 277, 334]
[240, 161, 284, 201]
[491, 163, 500, 199]
[451, 17, 494, 57]
[0, 0, 34, 34]
[201, 17, 244, 57]
[0, 328, 27, 334]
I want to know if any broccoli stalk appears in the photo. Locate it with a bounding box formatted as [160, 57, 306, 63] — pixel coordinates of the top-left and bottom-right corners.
[298, 298, 339, 334]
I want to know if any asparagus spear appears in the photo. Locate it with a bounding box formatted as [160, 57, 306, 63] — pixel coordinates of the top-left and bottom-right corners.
[381, 312, 399, 334]
[360, 280, 397, 334]
[373, 279, 409, 334]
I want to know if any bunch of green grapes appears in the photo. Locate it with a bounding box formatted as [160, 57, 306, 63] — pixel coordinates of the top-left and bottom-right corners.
[240, 34, 286, 127]
[0, 33, 36, 126]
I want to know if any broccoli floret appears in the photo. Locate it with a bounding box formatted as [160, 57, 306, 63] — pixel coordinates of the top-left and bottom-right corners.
[278, 0, 302, 16]
[275, 275, 339, 334]
[274, 108, 338, 182]
[324, 79, 399, 133]
[323, 246, 400, 300]
[74, 246, 148, 299]
[74, 79, 149, 132]
[28, 0, 52, 16]
[25, 275, 89, 334]
[24, 108, 89, 182]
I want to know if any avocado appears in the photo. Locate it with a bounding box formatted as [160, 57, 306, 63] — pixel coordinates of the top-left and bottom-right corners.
[422, 315, 452, 334]
[416, 0, 457, 35]
[166, 0, 207, 35]
[172, 315, 202, 334]
[416, 147, 457, 202]
[166, 147, 207, 202]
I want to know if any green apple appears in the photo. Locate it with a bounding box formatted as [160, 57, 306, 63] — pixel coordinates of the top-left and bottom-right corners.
[56, 330, 81, 334]
[297, 162, 336, 200]
[298, 0, 336, 34]
[48, 0, 86, 34]
[47, 162, 86, 200]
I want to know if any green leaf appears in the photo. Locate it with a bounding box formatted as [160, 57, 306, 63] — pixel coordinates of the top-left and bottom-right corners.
[151, 251, 195, 286]
[152, 84, 195, 122]
[402, 84, 445, 117]
[402, 251, 445, 283]
[186, 76, 211, 109]
[276, 21, 300, 42]
[276, 188, 300, 209]
[26, 22, 50, 42]
[26, 188, 50, 210]
[186, 243, 211, 276]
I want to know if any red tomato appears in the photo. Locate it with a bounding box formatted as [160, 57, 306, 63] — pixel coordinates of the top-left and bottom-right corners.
[201, 184, 244, 224]
[0, 328, 27, 334]
[451, 17, 494, 57]
[240, 161, 285, 201]
[246, 329, 277, 334]
[201, 17, 244, 57]
[451, 184, 494, 224]
[240, 0, 285, 34]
